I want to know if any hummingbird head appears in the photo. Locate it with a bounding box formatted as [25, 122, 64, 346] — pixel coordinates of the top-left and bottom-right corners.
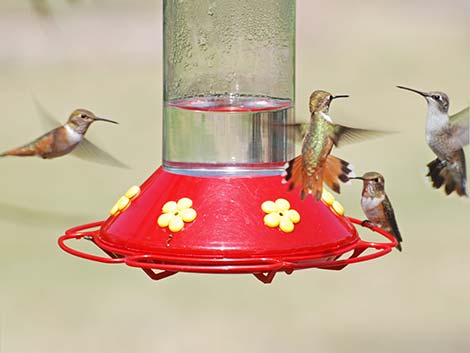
[351, 171, 385, 197]
[67, 109, 118, 134]
[397, 86, 450, 114]
[309, 90, 349, 114]
[425, 91, 449, 114]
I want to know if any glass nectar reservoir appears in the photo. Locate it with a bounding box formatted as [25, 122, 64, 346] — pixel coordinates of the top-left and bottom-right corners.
[163, 0, 296, 176]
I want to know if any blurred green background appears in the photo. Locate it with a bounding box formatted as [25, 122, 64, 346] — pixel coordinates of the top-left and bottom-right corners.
[0, 1, 469, 352]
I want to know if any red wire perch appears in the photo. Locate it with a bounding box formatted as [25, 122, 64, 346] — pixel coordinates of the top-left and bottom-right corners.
[58, 217, 397, 284]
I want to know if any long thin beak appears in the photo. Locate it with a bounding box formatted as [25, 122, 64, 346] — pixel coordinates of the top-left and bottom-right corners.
[396, 85, 428, 98]
[349, 176, 364, 180]
[331, 95, 349, 100]
[94, 117, 118, 124]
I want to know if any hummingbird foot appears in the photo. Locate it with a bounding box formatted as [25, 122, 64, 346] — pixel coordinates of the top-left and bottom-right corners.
[360, 219, 374, 228]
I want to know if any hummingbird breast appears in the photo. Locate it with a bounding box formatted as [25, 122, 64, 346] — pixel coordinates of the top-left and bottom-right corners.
[361, 195, 384, 211]
[64, 124, 83, 144]
[39, 125, 82, 159]
[426, 125, 458, 160]
[361, 195, 386, 224]
[425, 113, 457, 159]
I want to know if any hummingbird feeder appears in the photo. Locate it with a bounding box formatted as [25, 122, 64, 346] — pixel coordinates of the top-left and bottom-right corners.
[58, 0, 397, 283]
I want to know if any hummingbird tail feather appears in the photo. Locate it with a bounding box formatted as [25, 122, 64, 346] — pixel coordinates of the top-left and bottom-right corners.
[283, 155, 303, 189]
[396, 241, 403, 252]
[0, 145, 37, 157]
[283, 155, 323, 200]
[427, 152, 467, 197]
[309, 174, 324, 201]
[324, 155, 354, 194]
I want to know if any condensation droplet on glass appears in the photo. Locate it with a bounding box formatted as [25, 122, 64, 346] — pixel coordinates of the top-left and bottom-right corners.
[198, 34, 208, 51]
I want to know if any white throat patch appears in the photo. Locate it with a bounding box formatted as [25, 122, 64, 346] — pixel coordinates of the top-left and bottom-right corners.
[362, 195, 385, 210]
[320, 112, 333, 123]
[65, 124, 83, 144]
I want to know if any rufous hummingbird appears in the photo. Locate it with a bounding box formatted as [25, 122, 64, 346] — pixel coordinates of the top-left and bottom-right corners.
[1, 108, 127, 168]
[283, 90, 387, 200]
[397, 86, 469, 196]
[351, 172, 403, 252]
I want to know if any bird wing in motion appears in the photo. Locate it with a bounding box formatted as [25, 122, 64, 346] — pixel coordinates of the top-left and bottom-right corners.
[450, 106, 469, 148]
[32, 97, 63, 130]
[273, 121, 392, 149]
[289, 122, 310, 144]
[332, 125, 393, 147]
[72, 138, 129, 169]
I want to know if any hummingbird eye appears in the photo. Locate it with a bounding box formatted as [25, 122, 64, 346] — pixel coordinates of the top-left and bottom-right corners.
[432, 94, 441, 101]
[79, 113, 92, 120]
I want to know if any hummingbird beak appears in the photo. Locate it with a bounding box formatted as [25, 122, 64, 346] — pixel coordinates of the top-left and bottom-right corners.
[349, 176, 364, 180]
[396, 85, 429, 98]
[331, 95, 349, 100]
[94, 117, 118, 124]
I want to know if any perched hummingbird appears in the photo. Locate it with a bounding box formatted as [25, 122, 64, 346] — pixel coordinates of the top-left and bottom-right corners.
[351, 172, 402, 252]
[397, 86, 469, 196]
[283, 90, 387, 200]
[1, 108, 127, 168]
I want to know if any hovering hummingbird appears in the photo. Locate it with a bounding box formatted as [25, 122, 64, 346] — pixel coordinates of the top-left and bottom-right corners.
[397, 86, 469, 196]
[283, 90, 387, 200]
[351, 172, 402, 251]
[1, 108, 128, 168]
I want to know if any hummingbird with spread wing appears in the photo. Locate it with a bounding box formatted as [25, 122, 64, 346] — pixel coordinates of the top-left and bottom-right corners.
[351, 172, 403, 252]
[397, 86, 469, 196]
[283, 90, 388, 200]
[1, 105, 128, 168]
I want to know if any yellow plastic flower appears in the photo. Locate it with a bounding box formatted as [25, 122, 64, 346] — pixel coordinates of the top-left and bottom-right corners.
[261, 198, 300, 233]
[157, 197, 197, 232]
[331, 200, 345, 216]
[110, 185, 141, 216]
[320, 189, 345, 216]
[321, 189, 335, 206]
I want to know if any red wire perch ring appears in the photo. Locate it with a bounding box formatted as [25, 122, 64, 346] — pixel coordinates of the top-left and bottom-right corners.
[58, 217, 397, 284]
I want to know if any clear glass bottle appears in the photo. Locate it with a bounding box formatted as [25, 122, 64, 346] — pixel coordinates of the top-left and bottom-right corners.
[163, 0, 295, 176]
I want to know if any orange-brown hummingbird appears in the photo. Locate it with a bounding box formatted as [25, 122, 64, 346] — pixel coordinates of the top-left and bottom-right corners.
[397, 86, 469, 196]
[351, 172, 403, 252]
[283, 90, 387, 200]
[1, 108, 127, 168]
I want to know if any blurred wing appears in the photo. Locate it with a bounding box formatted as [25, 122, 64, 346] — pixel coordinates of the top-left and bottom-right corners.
[0, 200, 91, 227]
[72, 138, 130, 169]
[333, 125, 393, 148]
[269, 121, 310, 147]
[450, 107, 469, 147]
[281, 122, 310, 144]
[292, 122, 310, 144]
[30, 0, 51, 17]
[32, 97, 62, 130]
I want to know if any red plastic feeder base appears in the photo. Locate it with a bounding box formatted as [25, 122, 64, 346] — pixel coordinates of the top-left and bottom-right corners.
[58, 167, 397, 284]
